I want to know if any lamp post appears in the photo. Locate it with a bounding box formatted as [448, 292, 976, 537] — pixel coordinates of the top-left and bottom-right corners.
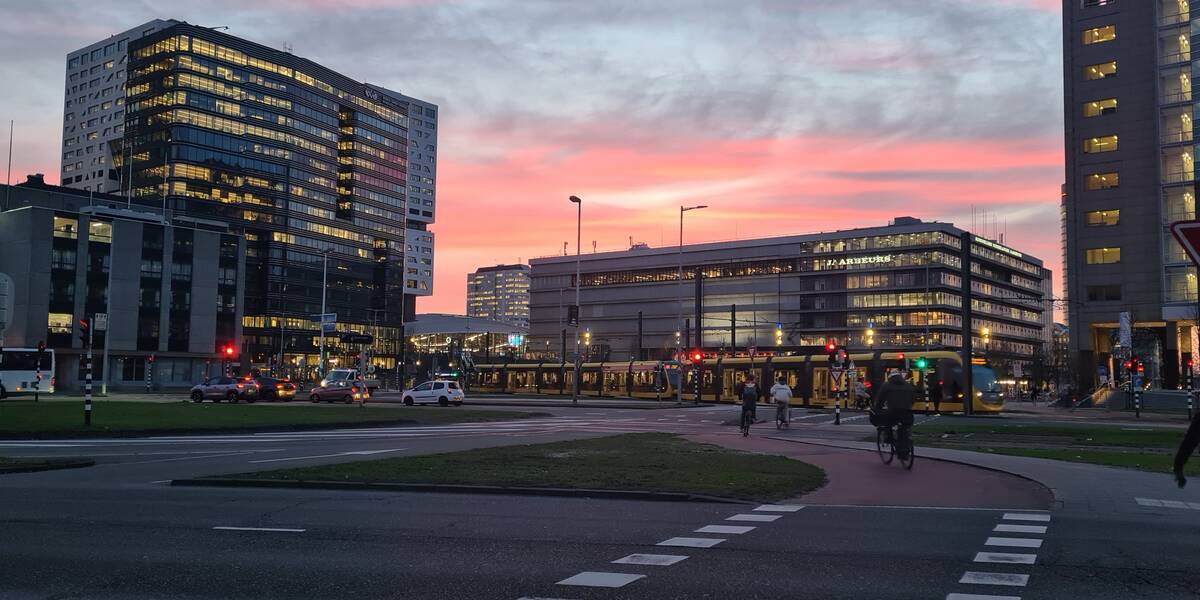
[569, 195, 582, 404]
[318, 247, 334, 378]
[678, 205, 707, 405]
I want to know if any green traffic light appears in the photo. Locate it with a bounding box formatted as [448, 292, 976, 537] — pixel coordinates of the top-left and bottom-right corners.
[915, 357, 928, 369]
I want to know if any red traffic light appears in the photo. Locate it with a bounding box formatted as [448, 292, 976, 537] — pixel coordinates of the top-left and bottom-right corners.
[1137, 364, 1146, 374]
[223, 346, 235, 357]
[691, 352, 703, 362]
[825, 341, 837, 352]
[147, 354, 155, 364]
[897, 353, 906, 361]
[1123, 360, 1132, 369]
[37, 340, 45, 353]
[79, 318, 89, 331]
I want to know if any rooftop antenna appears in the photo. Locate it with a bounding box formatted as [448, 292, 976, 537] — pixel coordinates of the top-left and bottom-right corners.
[4, 120, 11, 211]
[592, 240, 597, 253]
[562, 241, 567, 256]
[283, 42, 293, 53]
[210, 25, 230, 31]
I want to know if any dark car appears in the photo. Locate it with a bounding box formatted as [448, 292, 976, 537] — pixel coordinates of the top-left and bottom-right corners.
[308, 379, 366, 404]
[254, 376, 297, 402]
[189, 376, 261, 403]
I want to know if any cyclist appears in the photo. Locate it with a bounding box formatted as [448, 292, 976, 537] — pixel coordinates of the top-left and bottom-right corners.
[770, 376, 792, 426]
[871, 370, 916, 459]
[740, 375, 760, 431]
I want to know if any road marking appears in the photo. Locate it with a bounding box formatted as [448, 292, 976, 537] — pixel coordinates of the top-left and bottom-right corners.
[556, 572, 645, 588]
[517, 597, 576, 600]
[754, 504, 804, 512]
[695, 525, 755, 534]
[657, 537, 724, 548]
[993, 524, 1047, 534]
[247, 448, 406, 464]
[212, 526, 306, 533]
[945, 594, 1022, 600]
[1162, 500, 1190, 509]
[985, 537, 1042, 549]
[612, 554, 688, 566]
[726, 514, 780, 522]
[1002, 513, 1050, 522]
[958, 571, 1029, 587]
[1135, 497, 1164, 507]
[973, 552, 1037, 565]
[149, 480, 171, 484]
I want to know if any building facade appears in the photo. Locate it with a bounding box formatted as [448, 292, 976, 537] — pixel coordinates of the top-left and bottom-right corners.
[68, 21, 439, 379]
[467, 264, 531, 327]
[1063, 0, 1197, 390]
[60, 19, 177, 194]
[0, 179, 244, 391]
[528, 218, 1050, 379]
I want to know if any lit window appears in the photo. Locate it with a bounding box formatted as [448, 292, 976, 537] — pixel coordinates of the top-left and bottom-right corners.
[1083, 135, 1118, 153]
[1083, 98, 1117, 117]
[48, 313, 73, 335]
[1086, 247, 1121, 264]
[1084, 61, 1117, 80]
[1082, 25, 1116, 45]
[1085, 210, 1120, 226]
[1085, 172, 1119, 190]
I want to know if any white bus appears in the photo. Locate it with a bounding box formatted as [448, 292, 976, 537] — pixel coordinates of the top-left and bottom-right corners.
[0, 348, 55, 398]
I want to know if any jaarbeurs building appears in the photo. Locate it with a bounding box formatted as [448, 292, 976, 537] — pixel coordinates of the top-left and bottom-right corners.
[528, 217, 1052, 380]
[61, 21, 437, 379]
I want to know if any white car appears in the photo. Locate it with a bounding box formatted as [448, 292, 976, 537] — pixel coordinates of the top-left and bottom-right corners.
[402, 380, 465, 406]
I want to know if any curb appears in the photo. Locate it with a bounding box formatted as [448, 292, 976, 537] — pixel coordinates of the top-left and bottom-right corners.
[170, 477, 751, 504]
[763, 436, 1061, 509]
[0, 458, 96, 474]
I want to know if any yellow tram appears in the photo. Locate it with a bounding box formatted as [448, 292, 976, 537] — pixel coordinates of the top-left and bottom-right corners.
[467, 350, 1004, 414]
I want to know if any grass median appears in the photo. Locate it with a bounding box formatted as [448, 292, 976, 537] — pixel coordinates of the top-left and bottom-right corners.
[907, 421, 1200, 475]
[0, 401, 545, 437]
[229, 432, 827, 502]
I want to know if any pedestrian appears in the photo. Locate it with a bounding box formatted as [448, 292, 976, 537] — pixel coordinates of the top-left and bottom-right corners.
[1174, 412, 1200, 488]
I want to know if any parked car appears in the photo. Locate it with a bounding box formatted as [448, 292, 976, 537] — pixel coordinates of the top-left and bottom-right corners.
[308, 379, 367, 404]
[402, 380, 465, 406]
[254, 376, 296, 402]
[322, 368, 381, 396]
[190, 376, 261, 403]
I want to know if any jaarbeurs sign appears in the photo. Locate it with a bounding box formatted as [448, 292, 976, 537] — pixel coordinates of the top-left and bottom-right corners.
[835, 254, 893, 266]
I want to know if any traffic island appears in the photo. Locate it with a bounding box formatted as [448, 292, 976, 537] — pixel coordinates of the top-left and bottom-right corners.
[183, 433, 828, 503]
[0, 457, 95, 474]
[0, 401, 548, 438]
[908, 422, 1200, 476]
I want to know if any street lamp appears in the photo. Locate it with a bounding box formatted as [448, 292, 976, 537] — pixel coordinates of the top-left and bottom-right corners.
[569, 195, 582, 404]
[318, 247, 334, 378]
[982, 327, 991, 362]
[678, 204, 707, 405]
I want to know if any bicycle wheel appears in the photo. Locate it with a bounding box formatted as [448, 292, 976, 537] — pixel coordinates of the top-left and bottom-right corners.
[742, 411, 751, 437]
[899, 440, 915, 470]
[876, 428, 894, 464]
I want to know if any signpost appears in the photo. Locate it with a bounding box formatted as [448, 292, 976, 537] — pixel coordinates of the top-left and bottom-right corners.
[95, 312, 108, 395]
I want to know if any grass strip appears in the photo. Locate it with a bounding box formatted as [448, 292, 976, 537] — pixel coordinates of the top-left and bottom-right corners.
[230, 432, 827, 502]
[962, 447, 1200, 476]
[0, 401, 543, 436]
[915, 422, 1185, 449]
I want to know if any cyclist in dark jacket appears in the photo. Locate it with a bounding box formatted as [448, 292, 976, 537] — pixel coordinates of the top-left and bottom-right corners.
[871, 371, 916, 458]
[1174, 412, 1200, 487]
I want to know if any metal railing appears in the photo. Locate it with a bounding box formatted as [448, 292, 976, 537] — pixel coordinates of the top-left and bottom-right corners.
[1161, 50, 1191, 66]
[1161, 90, 1192, 105]
[1161, 12, 1189, 27]
[1162, 170, 1196, 184]
[1161, 129, 1194, 144]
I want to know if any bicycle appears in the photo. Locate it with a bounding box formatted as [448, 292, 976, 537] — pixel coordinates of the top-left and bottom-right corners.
[875, 421, 915, 470]
[775, 403, 790, 430]
[740, 408, 755, 437]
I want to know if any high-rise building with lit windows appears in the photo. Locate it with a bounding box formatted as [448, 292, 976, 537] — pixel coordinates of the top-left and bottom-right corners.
[467, 264, 531, 328]
[67, 21, 437, 378]
[1062, 0, 1195, 390]
[60, 19, 178, 194]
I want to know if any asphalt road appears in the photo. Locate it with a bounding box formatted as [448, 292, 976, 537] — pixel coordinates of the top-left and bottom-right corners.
[3, 401, 1200, 599]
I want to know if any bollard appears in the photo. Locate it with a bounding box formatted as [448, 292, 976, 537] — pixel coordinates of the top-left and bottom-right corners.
[834, 390, 841, 425]
[145, 359, 152, 393]
[1135, 388, 1141, 419]
[85, 334, 93, 426]
[924, 383, 931, 414]
[34, 365, 40, 402]
[1189, 372, 1195, 422]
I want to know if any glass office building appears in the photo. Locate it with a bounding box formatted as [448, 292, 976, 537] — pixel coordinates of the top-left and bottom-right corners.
[114, 23, 436, 378]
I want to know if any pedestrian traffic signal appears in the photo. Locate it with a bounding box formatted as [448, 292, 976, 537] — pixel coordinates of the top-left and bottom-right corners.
[78, 318, 89, 344]
[691, 351, 703, 363]
[37, 340, 45, 354]
[222, 345, 236, 358]
[147, 354, 155, 364]
[915, 356, 929, 370]
[774, 323, 783, 346]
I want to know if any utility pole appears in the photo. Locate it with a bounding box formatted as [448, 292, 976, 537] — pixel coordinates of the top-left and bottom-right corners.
[677, 205, 707, 406]
[569, 196, 582, 404]
[960, 232, 975, 415]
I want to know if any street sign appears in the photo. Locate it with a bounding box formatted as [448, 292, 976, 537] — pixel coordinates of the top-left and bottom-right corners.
[748, 346, 757, 358]
[1171, 220, 1200, 267]
[94, 313, 108, 332]
[339, 332, 374, 345]
[1118, 311, 1131, 349]
[315, 313, 337, 323]
[567, 305, 579, 327]
[322, 322, 337, 333]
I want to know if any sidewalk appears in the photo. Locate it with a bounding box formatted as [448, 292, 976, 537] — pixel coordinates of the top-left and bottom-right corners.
[1004, 401, 1193, 427]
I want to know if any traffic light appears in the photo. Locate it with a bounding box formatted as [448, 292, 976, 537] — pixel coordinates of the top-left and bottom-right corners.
[1137, 362, 1146, 374]
[79, 318, 90, 345]
[866, 324, 875, 347]
[914, 356, 929, 370]
[774, 323, 783, 346]
[222, 345, 236, 358]
[691, 351, 703, 363]
[1123, 359, 1133, 370]
[147, 354, 155, 364]
[37, 340, 46, 354]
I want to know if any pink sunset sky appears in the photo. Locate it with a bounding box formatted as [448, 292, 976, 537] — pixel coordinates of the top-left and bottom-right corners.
[0, 0, 1065, 315]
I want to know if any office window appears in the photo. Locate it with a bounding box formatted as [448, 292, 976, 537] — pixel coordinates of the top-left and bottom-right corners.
[1085, 209, 1120, 226]
[1083, 135, 1118, 153]
[1082, 25, 1116, 45]
[1084, 61, 1117, 80]
[1086, 285, 1121, 301]
[1086, 247, 1121, 264]
[1083, 98, 1117, 117]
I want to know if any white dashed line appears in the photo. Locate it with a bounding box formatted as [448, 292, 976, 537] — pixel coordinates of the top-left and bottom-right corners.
[1135, 497, 1164, 507]
[556, 572, 645, 588]
[973, 552, 1037, 565]
[1002, 513, 1050, 522]
[958, 571, 1029, 587]
[1162, 500, 1190, 509]
[754, 504, 804, 512]
[212, 526, 306, 533]
[993, 524, 1047, 534]
[985, 537, 1043, 549]
[726, 513, 780, 522]
[657, 537, 725, 548]
[517, 597, 575, 600]
[612, 554, 688, 566]
[695, 525, 755, 534]
[945, 594, 1022, 600]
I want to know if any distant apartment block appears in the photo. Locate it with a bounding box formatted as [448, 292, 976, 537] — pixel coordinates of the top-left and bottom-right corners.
[467, 264, 531, 328]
